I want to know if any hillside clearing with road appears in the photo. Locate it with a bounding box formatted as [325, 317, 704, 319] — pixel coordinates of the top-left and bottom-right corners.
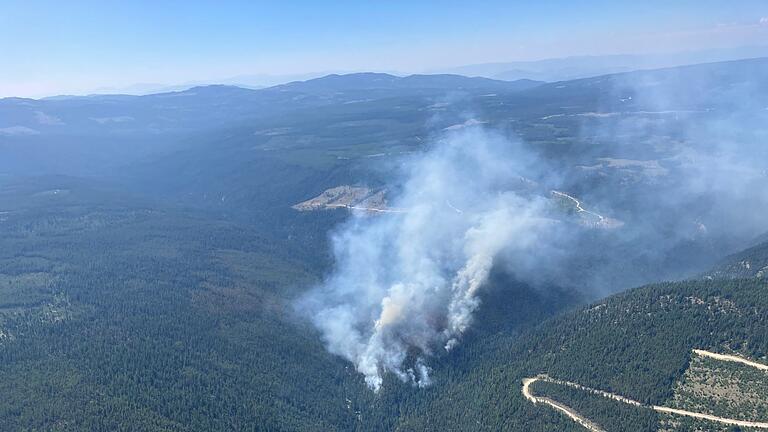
[524, 350, 768, 430]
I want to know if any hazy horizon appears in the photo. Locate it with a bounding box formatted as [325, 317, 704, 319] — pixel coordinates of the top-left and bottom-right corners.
[2, 0, 767, 98]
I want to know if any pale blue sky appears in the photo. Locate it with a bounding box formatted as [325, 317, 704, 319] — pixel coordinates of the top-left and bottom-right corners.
[2, 0, 767, 97]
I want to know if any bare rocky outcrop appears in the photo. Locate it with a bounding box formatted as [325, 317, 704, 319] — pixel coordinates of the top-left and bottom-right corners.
[292, 186, 393, 212]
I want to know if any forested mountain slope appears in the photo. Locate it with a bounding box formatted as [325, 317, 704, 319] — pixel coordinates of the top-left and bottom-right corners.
[1, 59, 767, 431]
[0, 180, 363, 431]
[0, 178, 582, 431]
[391, 277, 768, 431]
[706, 240, 768, 280]
[5, 174, 759, 431]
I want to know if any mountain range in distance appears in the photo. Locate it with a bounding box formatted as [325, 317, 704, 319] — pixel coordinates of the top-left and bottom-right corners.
[33, 44, 768, 98]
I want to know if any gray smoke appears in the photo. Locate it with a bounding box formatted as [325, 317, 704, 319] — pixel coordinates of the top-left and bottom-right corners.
[300, 60, 768, 391]
[299, 130, 559, 390]
[565, 63, 768, 285]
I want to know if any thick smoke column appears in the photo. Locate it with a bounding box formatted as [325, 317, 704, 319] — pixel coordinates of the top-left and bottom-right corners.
[300, 129, 553, 390]
[300, 60, 768, 391]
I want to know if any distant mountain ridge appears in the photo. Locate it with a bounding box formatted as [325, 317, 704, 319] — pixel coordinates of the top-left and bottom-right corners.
[269, 72, 541, 93]
[436, 45, 768, 82]
[2, 73, 542, 103]
[705, 238, 768, 279]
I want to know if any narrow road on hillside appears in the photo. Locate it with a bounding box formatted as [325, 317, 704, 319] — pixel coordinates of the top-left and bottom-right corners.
[522, 376, 606, 432]
[551, 190, 605, 222]
[522, 349, 768, 430]
[326, 204, 407, 213]
[693, 349, 768, 371]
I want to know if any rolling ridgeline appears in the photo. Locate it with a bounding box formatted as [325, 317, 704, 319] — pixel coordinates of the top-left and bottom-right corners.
[1, 58, 768, 431]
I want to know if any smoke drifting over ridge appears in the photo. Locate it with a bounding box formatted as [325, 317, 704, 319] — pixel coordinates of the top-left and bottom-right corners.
[299, 130, 562, 390]
[561, 62, 768, 285]
[300, 59, 768, 391]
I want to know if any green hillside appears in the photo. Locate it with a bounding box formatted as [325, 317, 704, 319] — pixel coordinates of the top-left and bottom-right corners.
[3, 177, 765, 431]
[392, 277, 768, 431]
[707, 240, 768, 280]
[0, 180, 580, 431]
[1, 59, 767, 431]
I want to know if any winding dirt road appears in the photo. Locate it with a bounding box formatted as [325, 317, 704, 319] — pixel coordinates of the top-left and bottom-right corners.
[693, 349, 768, 371]
[522, 376, 606, 432]
[522, 349, 768, 430]
[551, 190, 605, 222]
[325, 204, 407, 213]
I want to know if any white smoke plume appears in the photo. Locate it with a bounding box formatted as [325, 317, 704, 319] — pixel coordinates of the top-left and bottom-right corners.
[299, 129, 556, 391]
[299, 60, 768, 391]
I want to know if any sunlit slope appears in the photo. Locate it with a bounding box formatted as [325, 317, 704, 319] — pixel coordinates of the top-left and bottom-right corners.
[393, 276, 768, 431]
